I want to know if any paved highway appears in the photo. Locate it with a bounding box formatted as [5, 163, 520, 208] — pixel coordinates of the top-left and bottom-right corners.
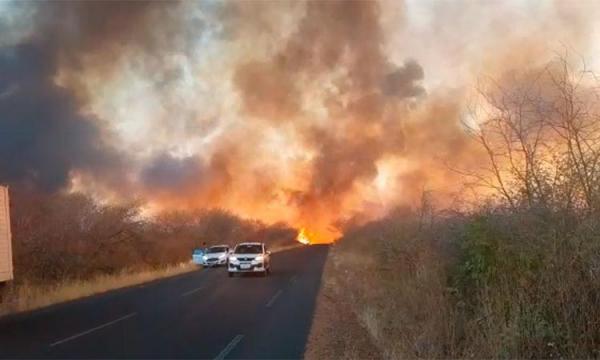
[0, 245, 329, 359]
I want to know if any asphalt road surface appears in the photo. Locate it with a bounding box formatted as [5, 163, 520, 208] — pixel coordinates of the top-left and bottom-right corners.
[0, 245, 329, 359]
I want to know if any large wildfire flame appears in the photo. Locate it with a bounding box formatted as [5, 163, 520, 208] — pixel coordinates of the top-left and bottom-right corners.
[296, 228, 312, 245]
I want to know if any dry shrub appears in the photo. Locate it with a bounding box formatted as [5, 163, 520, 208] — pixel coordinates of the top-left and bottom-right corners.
[329, 205, 600, 358]
[324, 55, 600, 358]
[0, 188, 296, 313]
[304, 53, 600, 358]
[452, 208, 600, 357]
[7, 188, 296, 287]
[452, 55, 600, 357]
[330, 209, 458, 358]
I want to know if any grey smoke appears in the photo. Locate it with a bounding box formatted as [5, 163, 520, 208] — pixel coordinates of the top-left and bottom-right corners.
[0, 43, 121, 191]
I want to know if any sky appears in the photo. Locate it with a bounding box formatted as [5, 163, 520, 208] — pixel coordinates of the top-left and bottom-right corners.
[1, 0, 599, 242]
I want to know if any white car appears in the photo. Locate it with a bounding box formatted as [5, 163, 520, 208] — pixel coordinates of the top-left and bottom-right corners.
[201, 245, 231, 267]
[228, 242, 271, 277]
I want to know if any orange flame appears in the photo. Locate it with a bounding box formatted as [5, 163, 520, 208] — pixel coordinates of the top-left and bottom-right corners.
[296, 228, 312, 245]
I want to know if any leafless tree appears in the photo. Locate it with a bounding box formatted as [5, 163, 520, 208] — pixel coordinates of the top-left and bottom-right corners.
[463, 55, 600, 216]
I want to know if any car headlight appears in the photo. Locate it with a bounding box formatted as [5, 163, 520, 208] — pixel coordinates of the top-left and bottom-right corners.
[229, 256, 238, 263]
[202, 255, 208, 260]
[254, 255, 264, 262]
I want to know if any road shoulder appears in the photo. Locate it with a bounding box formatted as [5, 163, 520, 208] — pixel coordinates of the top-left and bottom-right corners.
[304, 249, 381, 360]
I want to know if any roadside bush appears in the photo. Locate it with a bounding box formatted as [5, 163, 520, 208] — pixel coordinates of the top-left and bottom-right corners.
[8, 188, 295, 287]
[451, 210, 600, 357]
[324, 56, 600, 358]
[330, 210, 457, 358]
[330, 206, 600, 358]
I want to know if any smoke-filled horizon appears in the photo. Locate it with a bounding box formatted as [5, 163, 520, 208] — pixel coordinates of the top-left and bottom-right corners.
[1, 0, 599, 242]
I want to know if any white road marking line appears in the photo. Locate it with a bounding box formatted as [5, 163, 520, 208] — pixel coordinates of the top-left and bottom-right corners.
[265, 289, 283, 308]
[49, 312, 137, 347]
[181, 286, 204, 297]
[214, 334, 244, 360]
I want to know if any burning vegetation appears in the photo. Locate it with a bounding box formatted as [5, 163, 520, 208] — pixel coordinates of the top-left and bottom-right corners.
[296, 228, 312, 245]
[0, 0, 464, 241]
[1, 1, 599, 239]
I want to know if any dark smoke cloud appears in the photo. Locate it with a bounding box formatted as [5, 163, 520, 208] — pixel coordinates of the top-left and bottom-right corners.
[35, 1, 177, 67]
[0, 1, 178, 192]
[141, 153, 205, 192]
[233, 0, 425, 223]
[0, 43, 121, 192]
[234, 60, 300, 121]
[383, 60, 426, 98]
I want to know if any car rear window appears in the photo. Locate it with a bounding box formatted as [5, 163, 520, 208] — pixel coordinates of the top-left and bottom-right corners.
[235, 244, 262, 254]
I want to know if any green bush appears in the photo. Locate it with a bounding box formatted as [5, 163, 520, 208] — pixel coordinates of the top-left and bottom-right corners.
[454, 216, 500, 292]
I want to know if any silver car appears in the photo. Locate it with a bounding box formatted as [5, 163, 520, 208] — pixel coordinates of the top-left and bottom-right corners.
[201, 245, 231, 267]
[228, 242, 271, 277]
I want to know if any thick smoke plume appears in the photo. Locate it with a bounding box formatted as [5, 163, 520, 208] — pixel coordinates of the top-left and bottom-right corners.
[0, 41, 122, 192]
[231, 1, 443, 240]
[0, 1, 172, 191]
[1, 0, 598, 242]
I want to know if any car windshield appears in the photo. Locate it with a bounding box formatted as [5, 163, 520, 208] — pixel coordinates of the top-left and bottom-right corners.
[235, 244, 262, 254]
[207, 246, 227, 253]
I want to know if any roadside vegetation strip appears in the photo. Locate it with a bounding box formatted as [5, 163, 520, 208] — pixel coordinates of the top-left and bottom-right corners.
[304, 253, 381, 360]
[0, 262, 197, 317]
[49, 312, 137, 347]
[214, 334, 244, 360]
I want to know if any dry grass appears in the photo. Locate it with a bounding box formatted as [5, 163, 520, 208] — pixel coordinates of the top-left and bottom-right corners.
[305, 253, 381, 360]
[0, 261, 196, 316]
[320, 218, 457, 359]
